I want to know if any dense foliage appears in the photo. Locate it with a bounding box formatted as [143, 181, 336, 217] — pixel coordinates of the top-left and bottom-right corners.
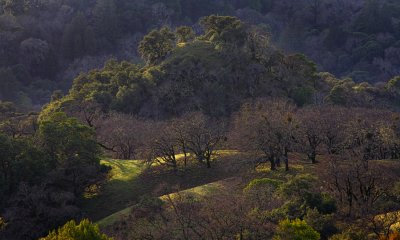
[0, 112, 103, 239]
[1, 0, 400, 110]
[1, 1, 400, 239]
[40, 219, 112, 240]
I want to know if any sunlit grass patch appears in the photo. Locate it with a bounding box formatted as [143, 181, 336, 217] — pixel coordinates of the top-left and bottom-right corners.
[256, 163, 304, 175]
[80, 159, 146, 220]
[101, 159, 145, 181]
[97, 178, 236, 228]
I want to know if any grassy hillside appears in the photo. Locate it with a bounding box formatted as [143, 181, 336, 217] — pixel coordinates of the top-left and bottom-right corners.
[80, 151, 245, 221]
[81, 159, 147, 221]
[97, 177, 241, 228]
[95, 153, 318, 229]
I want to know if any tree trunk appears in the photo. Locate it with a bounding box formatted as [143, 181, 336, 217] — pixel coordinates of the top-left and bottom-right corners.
[275, 156, 281, 168]
[269, 156, 276, 171]
[309, 151, 317, 164]
[284, 149, 289, 171]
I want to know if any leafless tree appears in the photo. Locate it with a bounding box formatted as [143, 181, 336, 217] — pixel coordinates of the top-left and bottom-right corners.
[230, 99, 298, 171]
[327, 157, 389, 217]
[97, 113, 154, 159]
[182, 112, 225, 169]
[146, 121, 179, 172]
[298, 107, 326, 163]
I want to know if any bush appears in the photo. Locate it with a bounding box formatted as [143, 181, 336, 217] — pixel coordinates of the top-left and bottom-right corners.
[273, 218, 320, 240]
[304, 208, 337, 238]
[40, 219, 112, 240]
[244, 178, 283, 191]
[328, 227, 368, 240]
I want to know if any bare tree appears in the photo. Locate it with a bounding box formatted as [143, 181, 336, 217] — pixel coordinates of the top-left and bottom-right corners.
[298, 107, 325, 163]
[147, 121, 179, 172]
[328, 157, 388, 217]
[97, 113, 154, 159]
[230, 99, 298, 171]
[182, 112, 225, 169]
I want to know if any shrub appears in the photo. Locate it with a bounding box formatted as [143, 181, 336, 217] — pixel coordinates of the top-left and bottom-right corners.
[304, 208, 337, 238]
[244, 178, 283, 191]
[273, 218, 320, 240]
[328, 227, 368, 240]
[40, 219, 112, 240]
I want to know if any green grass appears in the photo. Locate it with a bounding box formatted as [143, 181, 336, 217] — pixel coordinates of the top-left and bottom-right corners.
[81, 159, 147, 221]
[97, 178, 235, 228]
[81, 151, 243, 222]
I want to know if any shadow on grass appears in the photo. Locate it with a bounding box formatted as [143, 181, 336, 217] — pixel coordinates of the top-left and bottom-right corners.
[80, 152, 248, 221]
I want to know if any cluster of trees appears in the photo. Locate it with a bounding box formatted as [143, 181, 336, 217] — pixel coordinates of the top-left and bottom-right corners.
[104, 171, 339, 239]
[40, 219, 112, 240]
[41, 15, 400, 126]
[0, 110, 104, 239]
[96, 112, 225, 170]
[1, 5, 400, 238]
[42, 15, 321, 119]
[231, 99, 400, 170]
[83, 98, 400, 239]
[2, 0, 400, 110]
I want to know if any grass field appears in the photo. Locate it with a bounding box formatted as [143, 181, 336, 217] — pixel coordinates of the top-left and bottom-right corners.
[81, 159, 147, 221]
[97, 178, 240, 228]
[81, 151, 244, 222]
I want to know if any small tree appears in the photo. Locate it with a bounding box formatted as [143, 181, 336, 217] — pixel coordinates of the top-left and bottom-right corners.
[147, 121, 179, 172]
[273, 219, 320, 240]
[40, 219, 112, 240]
[182, 112, 225, 168]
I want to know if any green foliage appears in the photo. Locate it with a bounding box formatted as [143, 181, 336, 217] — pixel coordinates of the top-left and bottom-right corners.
[328, 227, 368, 240]
[245, 178, 283, 191]
[304, 208, 337, 238]
[38, 111, 99, 167]
[65, 59, 152, 114]
[139, 27, 176, 65]
[278, 174, 315, 198]
[328, 84, 349, 105]
[175, 26, 195, 44]
[274, 174, 336, 219]
[41, 219, 112, 240]
[387, 76, 400, 94]
[200, 15, 247, 48]
[273, 218, 320, 240]
[0, 133, 48, 197]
